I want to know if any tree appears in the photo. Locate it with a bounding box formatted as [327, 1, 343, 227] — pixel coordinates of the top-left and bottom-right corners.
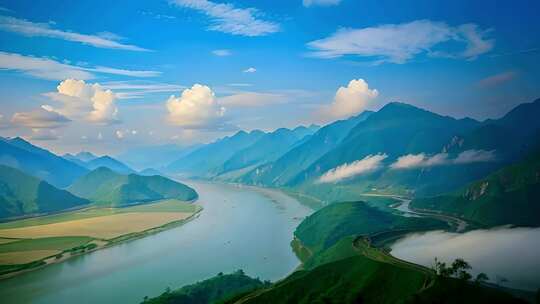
[475, 273, 489, 285]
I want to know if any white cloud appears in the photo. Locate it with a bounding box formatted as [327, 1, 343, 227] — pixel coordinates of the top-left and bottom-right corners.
[243, 67, 256, 73]
[0, 16, 148, 51]
[478, 71, 517, 88]
[212, 49, 232, 56]
[116, 130, 124, 139]
[303, 0, 341, 7]
[166, 84, 228, 129]
[219, 92, 284, 107]
[101, 81, 184, 99]
[27, 129, 60, 141]
[391, 153, 449, 169]
[454, 149, 496, 164]
[319, 79, 378, 121]
[319, 154, 387, 183]
[44, 79, 119, 124]
[307, 20, 494, 63]
[170, 0, 279, 37]
[11, 106, 70, 129]
[391, 150, 496, 169]
[0, 51, 161, 80]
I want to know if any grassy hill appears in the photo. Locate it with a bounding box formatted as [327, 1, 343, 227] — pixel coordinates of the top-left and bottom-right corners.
[68, 167, 197, 206]
[142, 270, 270, 304]
[411, 146, 540, 227]
[0, 165, 89, 219]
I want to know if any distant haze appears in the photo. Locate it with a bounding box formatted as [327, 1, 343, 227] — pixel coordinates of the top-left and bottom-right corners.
[391, 227, 540, 291]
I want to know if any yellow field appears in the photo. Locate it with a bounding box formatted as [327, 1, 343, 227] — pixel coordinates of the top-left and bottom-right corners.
[0, 250, 60, 265]
[0, 212, 193, 240]
[0, 238, 18, 245]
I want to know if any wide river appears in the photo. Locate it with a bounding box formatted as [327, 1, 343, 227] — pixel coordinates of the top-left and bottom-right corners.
[0, 181, 312, 304]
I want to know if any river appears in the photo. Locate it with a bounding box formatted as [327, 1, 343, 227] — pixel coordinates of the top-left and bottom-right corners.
[0, 181, 312, 304]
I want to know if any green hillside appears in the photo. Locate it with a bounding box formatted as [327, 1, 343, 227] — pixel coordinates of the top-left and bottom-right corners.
[295, 201, 448, 254]
[68, 167, 197, 206]
[239, 112, 372, 186]
[0, 137, 88, 188]
[142, 271, 270, 304]
[0, 165, 89, 219]
[218, 126, 318, 175]
[411, 147, 540, 227]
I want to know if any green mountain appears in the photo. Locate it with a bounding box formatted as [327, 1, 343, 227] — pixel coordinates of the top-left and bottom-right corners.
[411, 146, 540, 227]
[68, 167, 197, 206]
[84, 156, 135, 174]
[0, 137, 88, 188]
[239, 112, 372, 186]
[0, 165, 89, 219]
[217, 125, 319, 175]
[167, 130, 265, 177]
[142, 271, 270, 304]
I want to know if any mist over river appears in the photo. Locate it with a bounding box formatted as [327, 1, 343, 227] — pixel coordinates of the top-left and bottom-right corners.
[391, 227, 540, 291]
[0, 181, 311, 304]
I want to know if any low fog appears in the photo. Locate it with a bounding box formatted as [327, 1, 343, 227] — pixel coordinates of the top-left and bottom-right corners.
[391, 227, 540, 291]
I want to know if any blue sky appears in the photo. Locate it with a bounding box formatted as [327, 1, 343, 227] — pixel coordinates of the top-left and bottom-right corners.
[0, 0, 539, 154]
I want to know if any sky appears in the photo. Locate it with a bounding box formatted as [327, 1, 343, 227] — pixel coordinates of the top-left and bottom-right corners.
[0, 0, 539, 155]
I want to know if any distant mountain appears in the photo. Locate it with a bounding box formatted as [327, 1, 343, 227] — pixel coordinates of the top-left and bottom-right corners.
[444, 98, 540, 161]
[63, 151, 98, 166]
[217, 125, 319, 175]
[239, 112, 372, 186]
[411, 146, 540, 227]
[0, 165, 89, 219]
[84, 156, 135, 174]
[68, 167, 197, 206]
[0, 137, 88, 188]
[117, 144, 202, 171]
[139, 168, 163, 176]
[166, 130, 266, 177]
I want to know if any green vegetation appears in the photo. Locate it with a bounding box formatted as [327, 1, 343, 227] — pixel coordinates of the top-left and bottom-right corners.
[68, 167, 198, 207]
[294, 201, 448, 254]
[411, 147, 540, 227]
[0, 199, 199, 229]
[0, 236, 93, 253]
[0, 165, 89, 219]
[142, 270, 270, 304]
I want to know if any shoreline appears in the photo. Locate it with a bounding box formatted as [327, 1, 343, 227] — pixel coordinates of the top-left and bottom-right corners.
[0, 204, 203, 281]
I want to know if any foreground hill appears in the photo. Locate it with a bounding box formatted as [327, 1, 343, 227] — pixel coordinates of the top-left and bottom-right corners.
[68, 167, 197, 206]
[0, 165, 89, 219]
[0, 137, 88, 188]
[411, 146, 540, 227]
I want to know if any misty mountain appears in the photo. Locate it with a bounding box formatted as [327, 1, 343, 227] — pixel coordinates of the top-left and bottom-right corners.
[116, 144, 202, 171]
[166, 130, 266, 177]
[0, 165, 89, 219]
[0, 137, 88, 188]
[217, 125, 320, 175]
[238, 112, 372, 186]
[84, 156, 135, 174]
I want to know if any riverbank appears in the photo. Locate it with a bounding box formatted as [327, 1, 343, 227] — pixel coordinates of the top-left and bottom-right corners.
[0, 199, 202, 280]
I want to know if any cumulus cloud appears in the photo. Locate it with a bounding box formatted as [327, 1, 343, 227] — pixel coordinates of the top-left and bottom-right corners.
[391, 150, 496, 169]
[219, 92, 284, 107]
[454, 149, 496, 164]
[303, 0, 341, 7]
[307, 20, 494, 64]
[0, 51, 160, 80]
[319, 153, 387, 183]
[319, 79, 378, 121]
[0, 16, 148, 51]
[11, 106, 70, 129]
[44, 79, 119, 124]
[477, 71, 517, 88]
[212, 49, 232, 56]
[170, 0, 279, 37]
[243, 67, 257, 73]
[166, 84, 229, 130]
